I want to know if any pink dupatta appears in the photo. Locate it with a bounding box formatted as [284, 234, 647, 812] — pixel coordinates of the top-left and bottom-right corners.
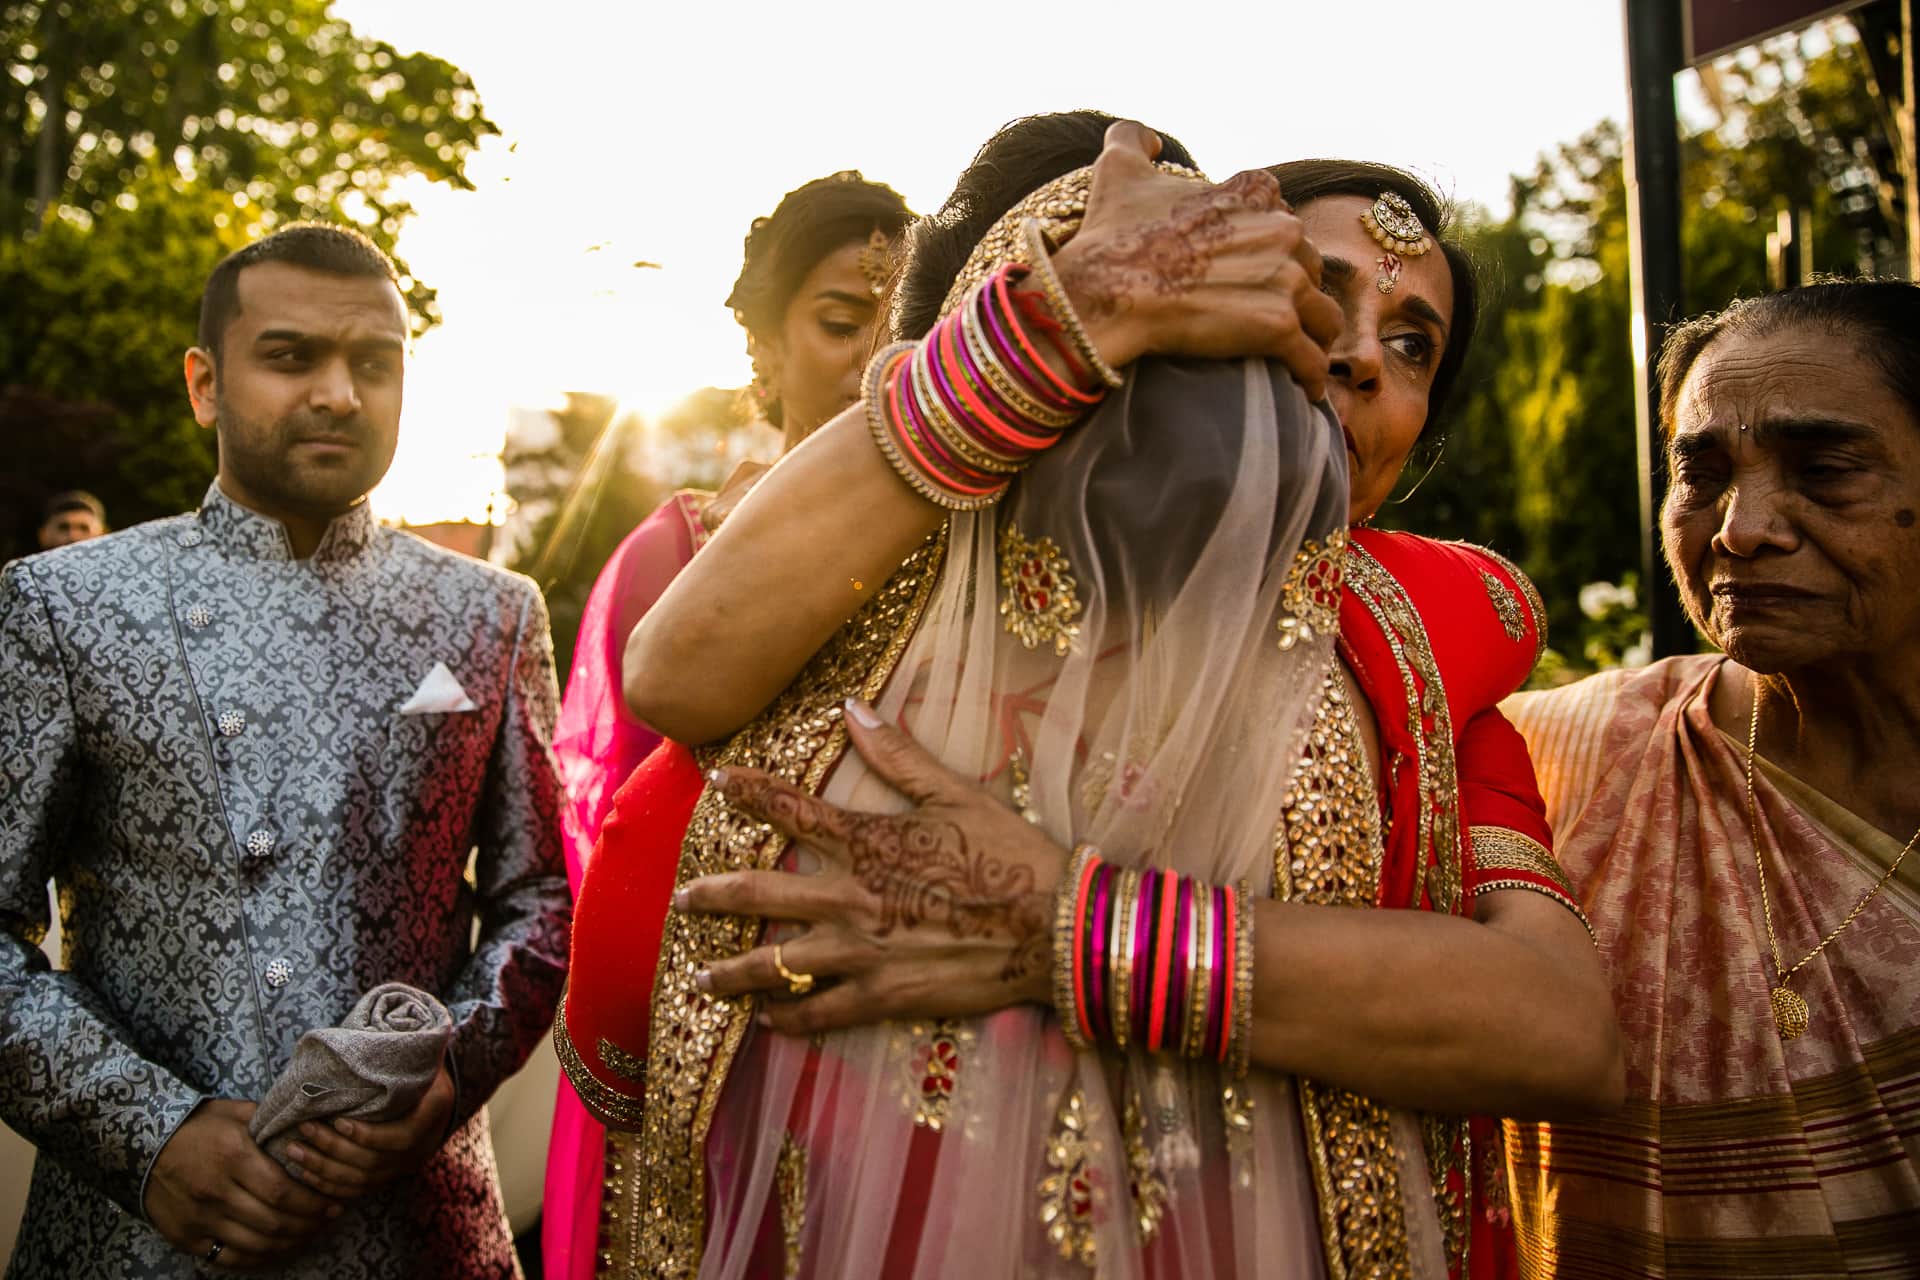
[544, 491, 709, 1280]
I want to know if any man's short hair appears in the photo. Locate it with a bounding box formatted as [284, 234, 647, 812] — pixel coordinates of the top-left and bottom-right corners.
[42, 489, 106, 524]
[197, 222, 401, 357]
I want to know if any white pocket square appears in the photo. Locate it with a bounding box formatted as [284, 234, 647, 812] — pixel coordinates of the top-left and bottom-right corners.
[399, 661, 478, 715]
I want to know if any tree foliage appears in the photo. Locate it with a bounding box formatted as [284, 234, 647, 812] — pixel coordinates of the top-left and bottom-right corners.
[1, 1, 494, 554]
[1386, 19, 1904, 664]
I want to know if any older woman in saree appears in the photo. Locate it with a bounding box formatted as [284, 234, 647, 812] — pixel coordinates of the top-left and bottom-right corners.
[1503, 281, 1920, 1279]
[544, 172, 912, 1280]
[561, 115, 1621, 1279]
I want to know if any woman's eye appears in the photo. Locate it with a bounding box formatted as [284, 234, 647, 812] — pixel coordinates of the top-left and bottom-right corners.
[820, 320, 861, 339]
[1385, 332, 1434, 365]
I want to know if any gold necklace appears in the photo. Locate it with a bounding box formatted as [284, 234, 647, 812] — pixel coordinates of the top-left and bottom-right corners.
[1746, 685, 1919, 1040]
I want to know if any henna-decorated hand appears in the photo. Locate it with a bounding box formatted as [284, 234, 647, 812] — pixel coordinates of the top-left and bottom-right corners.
[675, 698, 1068, 1035]
[1050, 120, 1344, 400]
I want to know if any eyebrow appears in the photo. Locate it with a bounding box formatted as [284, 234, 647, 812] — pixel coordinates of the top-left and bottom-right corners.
[1321, 255, 1450, 340]
[815, 289, 875, 307]
[1669, 417, 1883, 458]
[252, 329, 405, 351]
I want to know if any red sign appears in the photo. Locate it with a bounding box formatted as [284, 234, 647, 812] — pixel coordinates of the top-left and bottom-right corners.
[1685, 0, 1870, 64]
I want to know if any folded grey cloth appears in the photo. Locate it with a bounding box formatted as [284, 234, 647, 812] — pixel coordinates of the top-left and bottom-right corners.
[249, 982, 453, 1167]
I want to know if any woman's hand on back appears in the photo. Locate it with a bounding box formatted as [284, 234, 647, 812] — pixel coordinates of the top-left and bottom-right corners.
[675, 699, 1068, 1034]
[1055, 120, 1344, 400]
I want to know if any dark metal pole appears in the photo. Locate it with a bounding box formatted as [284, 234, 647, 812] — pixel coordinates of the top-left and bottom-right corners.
[1621, 0, 1691, 657]
[1906, 0, 1918, 277]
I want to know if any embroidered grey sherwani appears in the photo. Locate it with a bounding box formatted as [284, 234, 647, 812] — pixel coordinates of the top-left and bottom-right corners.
[0, 486, 571, 1278]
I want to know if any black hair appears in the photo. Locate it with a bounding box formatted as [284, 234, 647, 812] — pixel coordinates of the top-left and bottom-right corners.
[42, 489, 105, 523]
[1657, 278, 1920, 438]
[893, 111, 1198, 342]
[1265, 160, 1478, 441]
[725, 172, 914, 339]
[197, 222, 399, 357]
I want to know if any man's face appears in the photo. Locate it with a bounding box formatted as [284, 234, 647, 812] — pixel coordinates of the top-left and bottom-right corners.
[37, 509, 103, 549]
[187, 261, 409, 523]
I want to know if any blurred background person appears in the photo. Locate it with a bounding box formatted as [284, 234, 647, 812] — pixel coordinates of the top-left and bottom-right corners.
[35, 490, 106, 550]
[541, 170, 912, 1280]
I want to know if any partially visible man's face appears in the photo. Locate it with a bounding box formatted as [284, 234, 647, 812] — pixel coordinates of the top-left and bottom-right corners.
[37, 509, 103, 549]
[187, 261, 408, 523]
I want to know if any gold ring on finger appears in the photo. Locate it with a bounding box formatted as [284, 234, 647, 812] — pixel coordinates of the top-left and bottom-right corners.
[771, 943, 814, 997]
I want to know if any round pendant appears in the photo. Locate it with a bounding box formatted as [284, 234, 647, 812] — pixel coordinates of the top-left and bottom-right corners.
[1770, 986, 1809, 1041]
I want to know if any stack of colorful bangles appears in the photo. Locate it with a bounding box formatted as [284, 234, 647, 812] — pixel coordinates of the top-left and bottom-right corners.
[1052, 845, 1256, 1077]
[865, 220, 1124, 510]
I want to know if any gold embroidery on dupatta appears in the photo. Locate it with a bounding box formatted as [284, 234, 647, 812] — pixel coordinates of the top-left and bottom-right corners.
[618, 534, 946, 1278]
[1277, 530, 1347, 652]
[776, 1132, 808, 1279]
[1277, 668, 1412, 1279]
[1038, 1087, 1102, 1267]
[999, 523, 1083, 656]
[1122, 1086, 1169, 1244]
[899, 1017, 975, 1131]
[1338, 545, 1473, 1275]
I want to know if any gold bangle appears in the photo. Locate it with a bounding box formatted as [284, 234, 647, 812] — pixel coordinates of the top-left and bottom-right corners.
[1183, 883, 1211, 1060]
[1021, 218, 1125, 389]
[1054, 844, 1098, 1050]
[907, 344, 1028, 476]
[863, 341, 1007, 512]
[1227, 879, 1256, 1079]
[1109, 867, 1139, 1050]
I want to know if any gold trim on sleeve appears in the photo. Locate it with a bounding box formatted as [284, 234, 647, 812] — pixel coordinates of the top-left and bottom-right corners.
[552, 996, 648, 1130]
[1470, 825, 1594, 942]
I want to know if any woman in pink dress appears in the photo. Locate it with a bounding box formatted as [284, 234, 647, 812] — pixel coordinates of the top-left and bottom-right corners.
[542, 171, 911, 1280]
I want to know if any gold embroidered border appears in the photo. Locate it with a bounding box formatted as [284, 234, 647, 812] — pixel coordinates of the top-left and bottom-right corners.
[1342, 544, 1463, 917]
[600, 1037, 648, 1085]
[553, 995, 648, 1130]
[1468, 825, 1594, 942]
[620, 533, 947, 1278]
[1328, 546, 1472, 1273]
[776, 1132, 808, 1279]
[1277, 668, 1412, 1279]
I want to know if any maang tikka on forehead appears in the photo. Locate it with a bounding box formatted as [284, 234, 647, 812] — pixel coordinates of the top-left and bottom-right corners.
[1361, 191, 1432, 295]
[857, 228, 893, 298]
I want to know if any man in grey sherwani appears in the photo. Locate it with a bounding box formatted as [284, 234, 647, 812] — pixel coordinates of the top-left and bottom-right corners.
[0, 224, 572, 1277]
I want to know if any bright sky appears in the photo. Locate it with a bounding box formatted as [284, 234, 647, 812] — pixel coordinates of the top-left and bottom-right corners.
[341, 0, 1632, 523]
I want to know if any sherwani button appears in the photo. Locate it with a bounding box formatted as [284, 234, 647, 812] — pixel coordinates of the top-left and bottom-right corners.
[245, 829, 276, 860]
[264, 959, 292, 989]
[176, 529, 204, 548]
[217, 710, 246, 737]
[185, 604, 213, 629]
